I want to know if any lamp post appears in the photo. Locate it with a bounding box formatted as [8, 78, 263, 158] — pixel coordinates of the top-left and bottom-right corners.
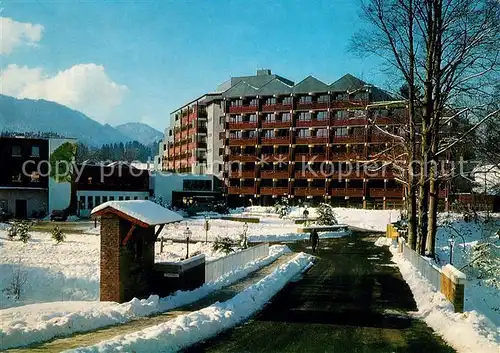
[448, 238, 455, 265]
[184, 226, 192, 259]
[204, 217, 210, 244]
[242, 222, 249, 249]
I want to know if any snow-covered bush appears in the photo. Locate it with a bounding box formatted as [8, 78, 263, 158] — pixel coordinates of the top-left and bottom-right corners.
[7, 221, 32, 243]
[273, 197, 291, 218]
[316, 203, 338, 225]
[2, 257, 28, 300]
[151, 195, 171, 209]
[51, 225, 66, 244]
[212, 236, 235, 255]
[469, 240, 500, 289]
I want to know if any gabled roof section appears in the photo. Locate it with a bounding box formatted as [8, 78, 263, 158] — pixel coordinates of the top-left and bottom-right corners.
[91, 200, 183, 227]
[330, 74, 368, 92]
[223, 80, 260, 98]
[257, 78, 292, 96]
[292, 76, 329, 94]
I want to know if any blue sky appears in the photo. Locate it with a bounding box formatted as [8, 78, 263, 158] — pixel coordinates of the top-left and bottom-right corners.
[1, 0, 387, 132]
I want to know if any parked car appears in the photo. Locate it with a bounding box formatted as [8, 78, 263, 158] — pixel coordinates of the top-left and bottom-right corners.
[50, 210, 68, 222]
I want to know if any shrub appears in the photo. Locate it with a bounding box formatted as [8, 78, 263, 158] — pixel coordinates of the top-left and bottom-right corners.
[8, 221, 32, 243]
[273, 197, 290, 218]
[212, 236, 235, 255]
[2, 257, 27, 300]
[52, 225, 66, 244]
[7, 225, 16, 240]
[316, 203, 338, 225]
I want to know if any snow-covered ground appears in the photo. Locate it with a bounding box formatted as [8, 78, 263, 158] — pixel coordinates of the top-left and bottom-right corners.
[0, 245, 291, 350]
[386, 240, 499, 353]
[67, 252, 315, 353]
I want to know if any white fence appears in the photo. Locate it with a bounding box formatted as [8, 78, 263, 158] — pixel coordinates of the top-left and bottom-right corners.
[205, 243, 270, 283]
[400, 240, 442, 291]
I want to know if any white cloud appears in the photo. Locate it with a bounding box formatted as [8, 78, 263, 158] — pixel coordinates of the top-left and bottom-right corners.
[0, 63, 128, 123]
[0, 17, 44, 55]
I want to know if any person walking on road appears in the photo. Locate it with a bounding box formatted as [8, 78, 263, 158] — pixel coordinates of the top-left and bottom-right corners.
[310, 229, 319, 253]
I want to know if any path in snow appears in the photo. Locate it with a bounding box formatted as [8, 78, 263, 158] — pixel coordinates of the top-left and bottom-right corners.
[5, 253, 296, 353]
[187, 234, 455, 353]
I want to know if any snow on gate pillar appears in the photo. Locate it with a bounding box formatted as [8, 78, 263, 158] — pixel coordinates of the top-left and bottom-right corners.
[91, 200, 183, 303]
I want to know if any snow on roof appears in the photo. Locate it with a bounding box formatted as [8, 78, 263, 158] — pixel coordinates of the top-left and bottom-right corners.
[91, 200, 183, 226]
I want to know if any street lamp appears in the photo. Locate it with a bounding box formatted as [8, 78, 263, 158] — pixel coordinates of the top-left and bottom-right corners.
[448, 238, 455, 265]
[242, 222, 249, 249]
[184, 226, 192, 259]
[204, 217, 210, 244]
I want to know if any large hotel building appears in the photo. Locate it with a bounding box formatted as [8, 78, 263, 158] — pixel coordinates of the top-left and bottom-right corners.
[163, 69, 448, 209]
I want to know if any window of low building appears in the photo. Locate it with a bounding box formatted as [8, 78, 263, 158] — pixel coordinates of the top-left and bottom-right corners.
[31, 146, 40, 157]
[282, 96, 293, 105]
[12, 146, 22, 157]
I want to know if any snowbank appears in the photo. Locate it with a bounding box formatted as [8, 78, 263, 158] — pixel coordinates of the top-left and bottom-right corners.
[387, 242, 499, 353]
[374, 237, 393, 247]
[0, 245, 290, 350]
[67, 252, 315, 353]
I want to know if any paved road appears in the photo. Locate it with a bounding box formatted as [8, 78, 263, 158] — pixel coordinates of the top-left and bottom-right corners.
[6, 254, 296, 352]
[186, 234, 455, 353]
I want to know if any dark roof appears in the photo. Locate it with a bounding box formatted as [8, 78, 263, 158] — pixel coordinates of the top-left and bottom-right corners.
[257, 78, 293, 96]
[223, 81, 260, 98]
[330, 74, 368, 92]
[292, 76, 330, 94]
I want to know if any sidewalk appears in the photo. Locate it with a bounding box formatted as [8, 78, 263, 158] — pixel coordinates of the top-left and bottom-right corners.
[6, 253, 296, 353]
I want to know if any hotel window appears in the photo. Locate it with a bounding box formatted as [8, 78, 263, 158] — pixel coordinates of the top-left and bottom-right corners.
[263, 130, 275, 138]
[317, 111, 328, 120]
[282, 113, 291, 121]
[336, 110, 348, 119]
[265, 114, 275, 122]
[95, 196, 101, 206]
[299, 112, 311, 121]
[317, 129, 328, 137]
[231, 100, 243, 106]
[31, 146, 40, 157]
[297, 129, 310, 137]
[79, 196, 85, 209]
[134, 196, 138, 200]
[125, 196, 130, 201]
[249, 114, 257, 122]
[248, 130, 257, 138]
[103, 196, 108, 203]
[318, 95, 329, 103]
[249, 99, 258, 106]
[336, 128, 348, 136]
[231, 115, 243, 123]
[109, 196, 115, 201]
[119, 196, 124, 201]
[282, 96, 293, 105]
[87, 197, 93, 209]
[12, 146, 22, 157]
[299, 96, 312, 103]
[266, 97, 276, 105]
[219, 148, 224, 156]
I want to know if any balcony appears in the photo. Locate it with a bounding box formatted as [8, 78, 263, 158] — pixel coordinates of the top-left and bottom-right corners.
[261, 136, 290, 145]
[197, 142, 207, 149]
[296, 102, 329, 111]
[330, 100, 368, 109]
[332, 118, 368, 126]
[228, 186, 255, 195]
[294, 153, 327, 162]
[369, 188, 403, 198]
[228, 121, 258, 130]
[294, 187, 325, 196]
[333, 135, 366, 144]
[228, 105, 259, 114]
[260, 170, 289, 179]
[228, 154, 257, 162]
[261, 153, 290, 162]
[181, 117, 189, 125]
[295, 136, 329, 145]
[261, 104, 293, 112]
[261, 120, 292, 128]
[329, 153, 360, 161]
[229, 137, 258, 146]
[187, 142, 196, 150]
[260, 187, 289, 196]
[296, 119, 330, 128]
[372, 116, 392, 125]
[370, 134, 393, 142]
[229, 170, 256, 179]
[294, 170, 326, 179]
[364, 169, 394, 179]
[188, 111, 198, 121]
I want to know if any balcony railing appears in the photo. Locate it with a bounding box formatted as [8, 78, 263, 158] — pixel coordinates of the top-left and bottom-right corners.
[294, 153, 327, 162]
[261, 153, 290, 162]
[229, 137, 258, 146]
[261, 136, 290, 145]
[296, 102, 329, 111]
[332, 118, 368, 126]
[369, 188, 403, 198]
[260, 170, 289, 179]
[228, 105, 259, 114]
[181, 117, 189, 125]
[331, 188, 364, 197]
[294, 187, 325, 196]
[261, 104, 293, 112]
[370, 134, 393, 142]
[294, 170, 325, 179]
[329, 153, 360, 161]
[333, 135, 366, 143]
[261, 120, 292, 128]
[295, 136, 329, 145]
[228, 121, 258, 130]
[330, 100, 369, 109]
[296, 119, 330, 128]
[372, 116, 392, 125]
[228, 154, 257, 162]
[260, 187, 289, 196]
[229, 170, 256, 179]
[228, 186, 255, 195]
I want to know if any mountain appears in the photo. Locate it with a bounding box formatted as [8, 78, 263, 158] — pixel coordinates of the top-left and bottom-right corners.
[0, 94, 133, 146]
[115, 122, 163, 146]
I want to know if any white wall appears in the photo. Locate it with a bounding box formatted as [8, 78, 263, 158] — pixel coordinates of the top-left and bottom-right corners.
[151, 173, 213, 204]
[48, 138, 77, 213]
[206, 101, 224, 177]
[77, 190, 149, 210]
